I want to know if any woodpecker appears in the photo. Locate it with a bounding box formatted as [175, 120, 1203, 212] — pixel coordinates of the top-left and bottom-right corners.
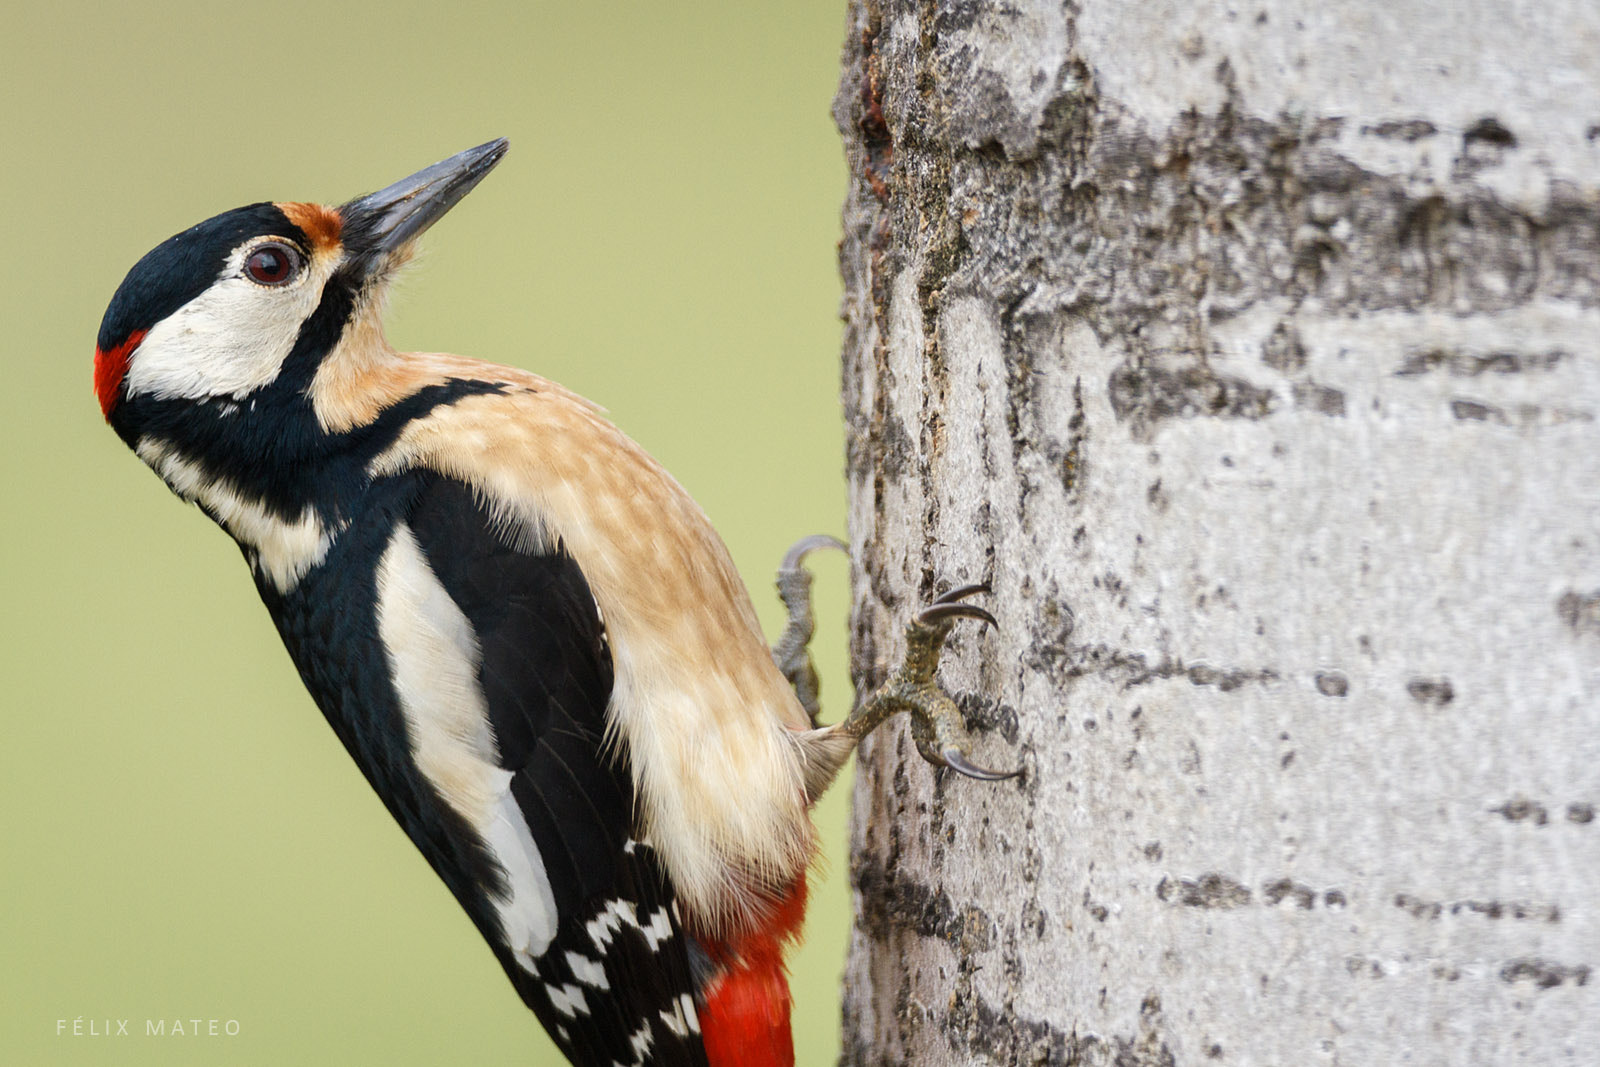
[94, 140, 1014, 1066]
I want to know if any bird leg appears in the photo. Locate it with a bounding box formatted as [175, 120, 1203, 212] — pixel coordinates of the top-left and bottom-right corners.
[776, 547, 1021, 798]
[770, 534, 846, 725]
[837, 584, 1021, 781]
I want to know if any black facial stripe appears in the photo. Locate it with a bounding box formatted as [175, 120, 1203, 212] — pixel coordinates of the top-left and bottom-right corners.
[97, 203, 305, 351]
[271, 271, 358, 394]
[116, 377, 511, 527]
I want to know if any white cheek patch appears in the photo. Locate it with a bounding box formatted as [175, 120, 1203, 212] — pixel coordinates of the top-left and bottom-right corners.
[375, 522, 558, 967]
[124, 241, 339, 403]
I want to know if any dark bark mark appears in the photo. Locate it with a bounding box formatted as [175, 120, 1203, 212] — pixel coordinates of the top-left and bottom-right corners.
[1107, 362, 1276, 426]
[1450, 398, 1503, 423]
[853, 858, 999, 953]
[1027, 639, 1279, 694]
[1492, 796, 1550, 825]
[1186, 664, 1280, 691]
[1363, 119, 1438, 141]
[1557, 590, 1600, 636]
[1062, 376, 1087, 495]
[1394, 892, 1444, 920]
[1500, 959, 1592, 989]
[1396, 892, 1560, 923]
[1395, 347, 1568, 377]
[1463, 117, 1518, 149]
[1026, 638, 1279, 695]
[1491, 796, 1600, 829]
[1405, 677, 1455, 706]
[1314, 671, 1349, 697]
[1156, 873, 1252, 909]
[1449, 399, 1592, 427]
[1160, 876, 1348, 912]
[1261, 320, 1308, 371]
[1291, 381, 1346, 416]
[937, 984, 1177, 1067]
[956, 691, 1021, 745]
[1262, 879, 1317, 909]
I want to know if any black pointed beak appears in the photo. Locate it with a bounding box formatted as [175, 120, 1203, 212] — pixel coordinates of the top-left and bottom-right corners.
[340, 138, 508, 264]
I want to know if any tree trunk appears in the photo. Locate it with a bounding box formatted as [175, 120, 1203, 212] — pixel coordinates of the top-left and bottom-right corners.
[832, 2, 1600, 1063]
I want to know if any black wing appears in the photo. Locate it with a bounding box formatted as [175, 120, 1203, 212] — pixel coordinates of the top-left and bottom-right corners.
[407, 475, 709, 1067]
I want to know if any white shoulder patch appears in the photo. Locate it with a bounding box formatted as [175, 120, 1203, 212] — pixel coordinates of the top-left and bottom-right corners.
[375, 522, 558, 967]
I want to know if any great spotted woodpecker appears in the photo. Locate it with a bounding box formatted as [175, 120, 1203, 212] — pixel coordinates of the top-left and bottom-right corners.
[93, 140, 1014, 1066]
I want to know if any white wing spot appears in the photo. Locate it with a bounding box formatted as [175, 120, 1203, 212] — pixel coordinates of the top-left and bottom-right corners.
[586, 898, 638, 950]
[639, 907, 674, 952]
[628, 1023, 654, 1062]
[681, 992, 701, 1035]
[548, 983, 590, 1019]
[565, 950, 609, 990]
[659, 1000, 690, 1038]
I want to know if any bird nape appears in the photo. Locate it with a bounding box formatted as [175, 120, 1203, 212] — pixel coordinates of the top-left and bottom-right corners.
[93, 139, 1017, 1067]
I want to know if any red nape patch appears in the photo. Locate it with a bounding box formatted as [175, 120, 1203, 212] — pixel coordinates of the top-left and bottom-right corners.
[700, 878, 808, 1067]
[94, 329, 146, 420]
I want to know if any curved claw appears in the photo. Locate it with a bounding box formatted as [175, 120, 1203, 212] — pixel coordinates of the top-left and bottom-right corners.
[780, 534, 847, 573]
[916, 602, 997, 629]
[940, 746, 1023, 781]
[835, 575, 1018, 787]
[773, 534, 846, 725]
[933, 582, 990, 605]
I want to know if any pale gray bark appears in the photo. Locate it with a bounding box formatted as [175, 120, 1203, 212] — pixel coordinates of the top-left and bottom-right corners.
[833, 2, 1600, 1064]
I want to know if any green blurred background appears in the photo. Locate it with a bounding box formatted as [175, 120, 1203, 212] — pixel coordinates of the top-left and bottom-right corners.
[0, 2, 854, 1063]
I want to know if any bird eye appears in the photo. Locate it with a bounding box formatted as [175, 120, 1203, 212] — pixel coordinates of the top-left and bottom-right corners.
[244, 242, 304, 286]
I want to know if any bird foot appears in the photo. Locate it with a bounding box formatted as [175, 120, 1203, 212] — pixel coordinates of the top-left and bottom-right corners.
[771, 534, 847, 724]
[842, 584, 1020, 781]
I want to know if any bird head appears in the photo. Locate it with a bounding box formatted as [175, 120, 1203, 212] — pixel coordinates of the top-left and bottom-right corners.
[93, 139, 508, 435]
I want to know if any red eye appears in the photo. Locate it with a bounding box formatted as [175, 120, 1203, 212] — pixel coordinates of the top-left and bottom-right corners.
[245, 242, 303, 286]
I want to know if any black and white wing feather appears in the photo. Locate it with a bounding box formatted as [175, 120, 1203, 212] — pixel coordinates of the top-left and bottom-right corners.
[405, 476, 708, 1067]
